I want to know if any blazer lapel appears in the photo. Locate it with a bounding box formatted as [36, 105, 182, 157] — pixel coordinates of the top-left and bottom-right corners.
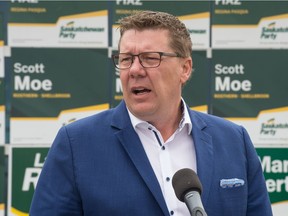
[189, 110, 214, 206]
[111, 102, 170, 216]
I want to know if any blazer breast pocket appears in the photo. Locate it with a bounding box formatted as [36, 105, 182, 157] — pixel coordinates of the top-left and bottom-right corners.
[217, 178, 248, 214]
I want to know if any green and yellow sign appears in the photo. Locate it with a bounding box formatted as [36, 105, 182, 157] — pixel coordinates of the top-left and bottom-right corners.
[8, 146, 49, 215]
[212, 0, 288, 48]
[8, 1, 109, 47]
[112, 1, 210, 49]
[211, 50, 288, 145]
[257, 147, 288, 215]
[10, 48, 110, 144]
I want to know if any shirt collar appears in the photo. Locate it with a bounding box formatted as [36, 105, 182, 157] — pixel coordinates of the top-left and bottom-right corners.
[180, 99, 193, 134]
[127, 98, 192, 134]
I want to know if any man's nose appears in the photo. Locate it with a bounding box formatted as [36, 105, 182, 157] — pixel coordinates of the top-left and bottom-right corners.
[129, 56, 146, 77]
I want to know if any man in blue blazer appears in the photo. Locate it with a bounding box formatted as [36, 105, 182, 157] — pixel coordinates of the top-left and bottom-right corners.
[30, 11, 272, 215]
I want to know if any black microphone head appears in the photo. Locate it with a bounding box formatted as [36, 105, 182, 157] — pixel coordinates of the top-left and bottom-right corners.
[172, 168, 203, 202]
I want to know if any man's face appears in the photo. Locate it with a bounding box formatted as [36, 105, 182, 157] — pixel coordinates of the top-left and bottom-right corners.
[119, 29, 192, 122]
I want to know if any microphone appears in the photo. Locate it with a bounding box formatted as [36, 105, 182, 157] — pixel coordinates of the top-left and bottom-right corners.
[172, 168, 207, 216]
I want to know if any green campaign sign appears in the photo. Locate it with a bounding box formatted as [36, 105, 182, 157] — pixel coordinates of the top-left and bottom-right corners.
[257, 147, 288, 215]
[212, 0, 288, 48]
[8, 146, 49, 215]
[211, 50, 288, 118]
[9, 1, 109, 47]
[112, 1, 210, 49]
[211, 50, 288, 145]
[10, 48, 110, 143]
[11, 48, 109, 118]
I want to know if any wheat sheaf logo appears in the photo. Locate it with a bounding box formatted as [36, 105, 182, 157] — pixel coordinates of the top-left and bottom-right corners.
[261, 21, 288, 40]
[260, 118, 288, 136]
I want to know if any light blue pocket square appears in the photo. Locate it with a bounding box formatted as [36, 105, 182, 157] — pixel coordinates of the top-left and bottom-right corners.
[220, 178, 245, 188]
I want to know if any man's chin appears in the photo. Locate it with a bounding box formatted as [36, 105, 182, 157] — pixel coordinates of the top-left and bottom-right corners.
[128, 104, 155, 119]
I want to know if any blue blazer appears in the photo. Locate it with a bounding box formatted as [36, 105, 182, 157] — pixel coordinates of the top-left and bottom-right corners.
[30, 101, 272, 216]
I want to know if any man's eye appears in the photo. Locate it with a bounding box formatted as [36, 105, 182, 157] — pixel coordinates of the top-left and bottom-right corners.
[120, 57, 132, 62]
[143, 56, 159, 61]
[147, 57, 159, 60]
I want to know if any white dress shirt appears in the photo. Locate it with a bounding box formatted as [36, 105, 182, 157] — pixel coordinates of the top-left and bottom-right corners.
[127, 100, 197, 216]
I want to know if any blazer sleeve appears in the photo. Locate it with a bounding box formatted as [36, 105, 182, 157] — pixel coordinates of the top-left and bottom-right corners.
[243, 127, 273, 216]
[29, 126, 83, 215]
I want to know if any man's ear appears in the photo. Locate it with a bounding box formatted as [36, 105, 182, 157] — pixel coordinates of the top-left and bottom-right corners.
[180, 57, 193, 84]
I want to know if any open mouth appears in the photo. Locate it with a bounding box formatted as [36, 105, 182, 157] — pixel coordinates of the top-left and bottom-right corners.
[132, 88, 151, 95]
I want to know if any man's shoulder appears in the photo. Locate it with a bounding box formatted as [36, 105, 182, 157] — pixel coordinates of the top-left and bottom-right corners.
[189, 109, 241, 130]
[65, 108, 116, 130]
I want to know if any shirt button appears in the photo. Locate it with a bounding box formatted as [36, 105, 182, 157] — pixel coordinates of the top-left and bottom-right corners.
[170, 210, 174, 215]
[161, 146, 165, 150]
[166, 177, 170, 182]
